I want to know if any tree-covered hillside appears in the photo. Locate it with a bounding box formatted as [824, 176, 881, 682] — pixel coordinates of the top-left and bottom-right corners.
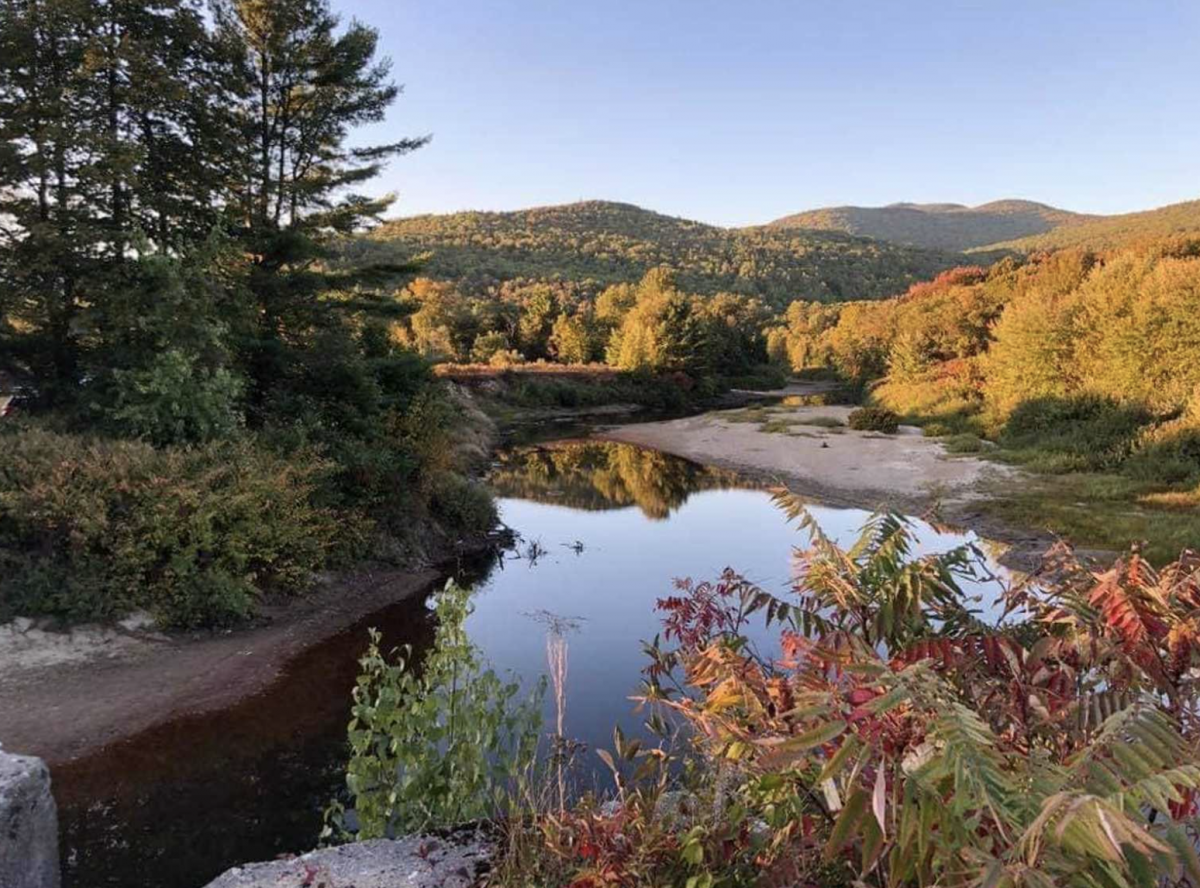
[767, 199, 1091, 251]
[971, 198, 1200, 253]
[359, 200, 959, 307]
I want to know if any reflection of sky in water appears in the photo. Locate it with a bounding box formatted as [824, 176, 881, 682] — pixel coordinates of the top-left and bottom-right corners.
[466, 485, 1013, 762]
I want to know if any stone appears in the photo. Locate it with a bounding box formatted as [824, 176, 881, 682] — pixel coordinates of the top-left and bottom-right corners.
[0, 751, 60, 888]
[204, 833, 494, 888]
[116, 611, 157, 633]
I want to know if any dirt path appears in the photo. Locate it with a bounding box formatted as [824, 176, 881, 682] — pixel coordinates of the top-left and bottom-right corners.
[600, 397, 1059, 569]
[0, 567, 443, 765]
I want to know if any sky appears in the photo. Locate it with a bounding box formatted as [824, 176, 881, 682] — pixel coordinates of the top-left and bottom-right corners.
[335, 0, 1200, 227]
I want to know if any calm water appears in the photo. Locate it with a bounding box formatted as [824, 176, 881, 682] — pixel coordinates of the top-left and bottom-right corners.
[55, 439, 1012, 888]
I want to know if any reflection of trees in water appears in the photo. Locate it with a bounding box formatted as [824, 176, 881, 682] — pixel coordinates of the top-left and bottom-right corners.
[489, 441, 751, 519]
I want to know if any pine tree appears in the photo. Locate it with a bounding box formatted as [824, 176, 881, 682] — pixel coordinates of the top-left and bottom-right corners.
[0, 0, 105, 398]
[211, 0, 429, 412]
[0, 0, 236, 402]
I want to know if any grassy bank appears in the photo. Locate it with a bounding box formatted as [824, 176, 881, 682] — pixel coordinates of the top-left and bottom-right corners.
[874, 392, 1200, 563]
[762, 240, 1200, 564]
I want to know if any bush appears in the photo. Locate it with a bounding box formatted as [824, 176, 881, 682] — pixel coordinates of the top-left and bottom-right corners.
[942, 432, 984, 453]
[1125, 411, 1200, 484]
[489, 348, 526, 368]
[0, 426, 350, 627]
[847, 406, 899, 433]
[430, 473, 499, 536]
[998, 395, 1152, 472]
[328, 582, 543, 839]
[470, 330, 511, 364]
[107, 348, 245, 446]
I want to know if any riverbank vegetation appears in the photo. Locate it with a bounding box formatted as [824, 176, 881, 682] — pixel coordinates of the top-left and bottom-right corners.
[335, 498, 1200, 887]
[0, 0, 493, 626]
[392, 266, 787, 400]
[764, 239, 1200, 561]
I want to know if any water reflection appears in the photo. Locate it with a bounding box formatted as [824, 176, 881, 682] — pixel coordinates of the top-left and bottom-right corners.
[488, 440, 748, 519]
[466, 449, 1013, 763]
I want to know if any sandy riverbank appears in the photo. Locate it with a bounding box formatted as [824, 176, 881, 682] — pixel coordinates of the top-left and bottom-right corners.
[599, 398, 1065, 570]
[0, 567, 444, 765]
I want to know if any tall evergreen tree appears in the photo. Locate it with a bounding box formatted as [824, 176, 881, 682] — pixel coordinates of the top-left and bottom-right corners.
[0, 0, 104, 397]
[0, 0, 235, 401]
[210, 0, 429, 411]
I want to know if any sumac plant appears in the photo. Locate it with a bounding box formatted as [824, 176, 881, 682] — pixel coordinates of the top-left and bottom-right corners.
[622, 491, 1200, 888]
[327, 581, 545, 839]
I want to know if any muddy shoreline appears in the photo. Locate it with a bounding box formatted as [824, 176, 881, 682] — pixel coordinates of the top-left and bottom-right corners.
[0, 563, 456, 766]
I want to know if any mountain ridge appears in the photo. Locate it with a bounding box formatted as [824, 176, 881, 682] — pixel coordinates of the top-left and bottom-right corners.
[765, 199, 1096, 251]
[366, 200, 959, 306]
[968, 198, 1200, 253]
[364, 196, 1200, 307]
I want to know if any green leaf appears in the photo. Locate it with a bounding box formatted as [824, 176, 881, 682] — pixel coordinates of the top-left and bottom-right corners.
[824, 788, 869, 862]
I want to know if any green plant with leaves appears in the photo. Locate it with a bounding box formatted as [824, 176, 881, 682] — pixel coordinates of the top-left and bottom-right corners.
[329, 581, 545, 839]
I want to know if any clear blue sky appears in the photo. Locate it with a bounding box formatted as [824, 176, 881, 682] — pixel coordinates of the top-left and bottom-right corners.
[336, 0, 1200, 227]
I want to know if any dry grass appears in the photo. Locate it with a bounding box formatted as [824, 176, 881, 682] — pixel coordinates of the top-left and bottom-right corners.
[434, 361, 619, 383]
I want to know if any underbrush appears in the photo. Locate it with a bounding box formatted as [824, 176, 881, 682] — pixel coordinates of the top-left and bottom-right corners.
[0, 384, 498, 628]
[0, 425, 353, 627]
[847, 406, 899, 433]
[330, 500, 1200, 888]
[995, 396, 1154, 472]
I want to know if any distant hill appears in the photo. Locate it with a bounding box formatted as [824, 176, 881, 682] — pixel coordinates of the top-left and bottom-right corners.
[969, 198, 1200, 253]
[767, 200, 1093, 252]
[362, 200, 960, 306]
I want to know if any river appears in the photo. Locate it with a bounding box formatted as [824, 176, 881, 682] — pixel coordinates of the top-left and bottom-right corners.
[54, 439, 1013, 888]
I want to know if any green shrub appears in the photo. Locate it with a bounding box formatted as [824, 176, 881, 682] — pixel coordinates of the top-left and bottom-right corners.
[107, 348, 245, 446]
[942, 432, 984, 454]
[328, 582, 544, 839]
[0, 426, 351, 627]
[847, 406, 899, 433]
[1124, 413, 1200, 484]
[998, 395, 1152, 472]
[796, 415, 844, 428]
[430, 473, 499, 536]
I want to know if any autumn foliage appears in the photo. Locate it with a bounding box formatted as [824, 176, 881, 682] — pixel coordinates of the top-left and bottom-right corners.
[518, 494, 1200, 888]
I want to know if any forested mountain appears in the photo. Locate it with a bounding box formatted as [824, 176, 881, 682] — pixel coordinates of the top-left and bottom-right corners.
[766, 199, 1092, 251]
[970, 198, 1200, 253]
[360, 200, 960, 307]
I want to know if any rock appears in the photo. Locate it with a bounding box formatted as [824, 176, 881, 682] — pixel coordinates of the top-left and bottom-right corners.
[116, 611, 157, 633]
[0, 750, 60, 888]
[204, 832, 494, 888]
